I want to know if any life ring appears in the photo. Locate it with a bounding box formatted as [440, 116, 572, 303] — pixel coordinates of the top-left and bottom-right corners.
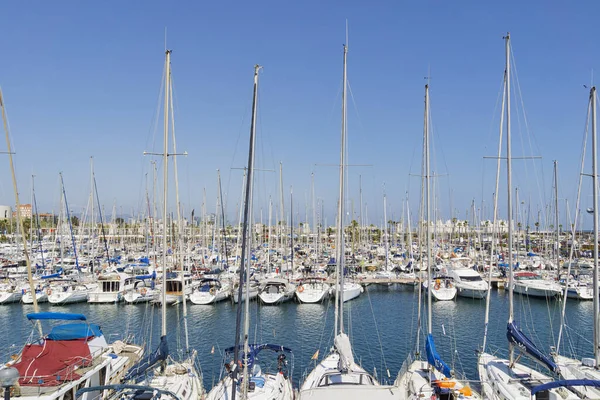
[140, 288, 147, 296]
[209, 287, 216, 295]
[434, 283, 441, 290]
[46, 288, 52, 296]
[298, 285, 305, 293]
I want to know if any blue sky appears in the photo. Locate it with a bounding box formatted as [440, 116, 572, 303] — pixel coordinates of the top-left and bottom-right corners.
[0, 1, 598, 229]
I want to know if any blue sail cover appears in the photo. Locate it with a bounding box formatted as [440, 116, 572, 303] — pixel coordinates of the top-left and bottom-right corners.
[27, 312, 87, 321]
[506, 322, 557, 372]
[531, 379, 600, 395]
[425, 334, 452, 378]
[123, 335, 169, 382]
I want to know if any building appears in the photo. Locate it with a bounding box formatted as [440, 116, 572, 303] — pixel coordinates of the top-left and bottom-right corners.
[0, 206, 11, 220]
[12, 204, 32, 219]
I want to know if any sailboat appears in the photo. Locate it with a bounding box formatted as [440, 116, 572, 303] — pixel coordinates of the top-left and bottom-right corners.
[206, 65, 295, 400]
[396, 83, 479, 399]
[78, 49, 205, 400]
[476, 33, 580, 400]
[551, 87, 600, 398]
[298, 36, 402, 400]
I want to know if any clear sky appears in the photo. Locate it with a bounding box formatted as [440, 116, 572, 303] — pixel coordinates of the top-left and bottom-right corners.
[0, 1, 598, 229]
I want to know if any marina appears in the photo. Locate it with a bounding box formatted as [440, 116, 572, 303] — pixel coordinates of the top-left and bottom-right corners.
[2, 2, 600, 399]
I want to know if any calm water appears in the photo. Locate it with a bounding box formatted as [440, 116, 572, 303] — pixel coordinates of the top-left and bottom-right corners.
[1, 285, 595, 391]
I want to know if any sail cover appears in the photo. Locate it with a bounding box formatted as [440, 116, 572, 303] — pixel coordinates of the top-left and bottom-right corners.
[426, 333, 452, 378]
[506, 322, 557, 372]
[334, 333, 355, 371]
[122, 335, 168, 382]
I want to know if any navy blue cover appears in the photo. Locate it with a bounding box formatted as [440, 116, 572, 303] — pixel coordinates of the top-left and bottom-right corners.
[507, 322, 557, 372]
[531, 379, 600, 395]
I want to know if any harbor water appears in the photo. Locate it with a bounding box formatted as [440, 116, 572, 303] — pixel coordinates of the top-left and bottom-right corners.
[0, 284, 595, 391]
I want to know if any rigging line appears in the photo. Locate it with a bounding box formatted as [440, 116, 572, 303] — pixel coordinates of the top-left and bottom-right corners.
[481, 76, 508, 216]
[510, 47, 548, 226]
[558, 98, 591, 354]
[365, 282, 390, 379]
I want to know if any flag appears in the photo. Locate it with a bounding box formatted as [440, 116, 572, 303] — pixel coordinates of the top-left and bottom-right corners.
[311, 350, 319, 360]
[211, 346, 214, 354]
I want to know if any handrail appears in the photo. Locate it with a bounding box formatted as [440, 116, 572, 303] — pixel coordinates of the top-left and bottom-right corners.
[76, 384, 181, 399]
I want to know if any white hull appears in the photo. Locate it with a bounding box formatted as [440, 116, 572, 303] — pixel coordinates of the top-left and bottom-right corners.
[259, 291, 294, 305]
[554, 354, 600, 399]
[189, 289, 229, 305]
[48, 290, 89, 305]
[566, 286, 594, 300]
[334, 283, 363, 303]
[124, 288, 158, 304]
[512, 282, 561, 298]
[456, 285, 487, 299]
[296, 284, 330, 303]
[88, 291, 123, 303]
[0, 291, 23, 304]
[22, 291, 48, 304]
[233, 287, 259, 304]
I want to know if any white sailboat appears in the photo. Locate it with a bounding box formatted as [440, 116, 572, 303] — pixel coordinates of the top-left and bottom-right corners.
[207, 65, 294, 400]
[298, 34, 403, 400]
[396, 83, 479, 399]
[477, 33, 579, 400]
[81, 49, 205, 400]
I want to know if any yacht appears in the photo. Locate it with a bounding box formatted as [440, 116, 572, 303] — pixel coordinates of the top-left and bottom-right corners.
[512, 271, 562, 299]
[423, 276, 457, 301]
[447, 267, 488, 299]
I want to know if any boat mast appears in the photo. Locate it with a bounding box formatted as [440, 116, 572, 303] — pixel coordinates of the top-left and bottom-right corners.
[591, 85, 600, 366]
[383, 192, 389, 270]
[161, 49, 171, 341]
[232, 64, 261, 400]
[424, 83, 432, 335]
[504, 33, 515, 365]
[334, 40, 348, 336]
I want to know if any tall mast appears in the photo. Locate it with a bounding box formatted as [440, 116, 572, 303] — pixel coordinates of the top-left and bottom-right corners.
[383, 192, 389, 270]
[591, 86, 600, 366]
[334, 41, 348, 336]
[504, 33, 515, 365]
[161, 49, 171, 339]
[279, 162, 285, 259]
[424, 84, 432, 334]
[232, 65, 261, 400]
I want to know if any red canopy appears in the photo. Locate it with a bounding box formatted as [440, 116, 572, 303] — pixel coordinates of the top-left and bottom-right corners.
[14, 340, 92, 386]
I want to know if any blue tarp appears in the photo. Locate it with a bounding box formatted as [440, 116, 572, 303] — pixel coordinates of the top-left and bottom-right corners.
[507, 322, 557, 372]
[527, 252, 537, 257]
[425, 334, 452, 378]
[27, 312, 87, 321]
[531, 379, 600, 395]
[41, 272, 61, 279]
[135, 271, 156, 280]
[138, 257, 150, 264]
[47, 323, 102, 340]
[123, 335, 169, 382]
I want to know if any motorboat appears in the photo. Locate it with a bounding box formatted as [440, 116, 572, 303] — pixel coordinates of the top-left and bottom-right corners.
[447, 267, 488, 299]
[512, 271, 562, 299]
